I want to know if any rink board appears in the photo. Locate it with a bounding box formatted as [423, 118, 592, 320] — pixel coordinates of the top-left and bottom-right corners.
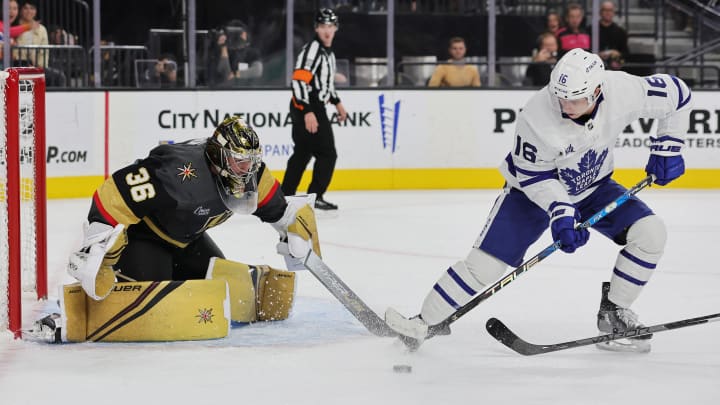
[44, 89, 720, 197]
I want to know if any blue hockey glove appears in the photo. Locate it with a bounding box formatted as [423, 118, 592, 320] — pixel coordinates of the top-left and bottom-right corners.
[645, 135, 685, 186]
[549, 203, 590, 254]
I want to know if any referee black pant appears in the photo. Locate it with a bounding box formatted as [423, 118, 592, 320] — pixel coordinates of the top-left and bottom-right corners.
[281, 101, 337, 199]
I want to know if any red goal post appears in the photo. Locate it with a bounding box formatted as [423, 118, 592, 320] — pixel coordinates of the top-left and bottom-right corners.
[0, 67, 47, 338]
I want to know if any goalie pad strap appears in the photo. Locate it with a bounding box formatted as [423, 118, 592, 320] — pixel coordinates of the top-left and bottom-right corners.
[206, 257, 258, 323]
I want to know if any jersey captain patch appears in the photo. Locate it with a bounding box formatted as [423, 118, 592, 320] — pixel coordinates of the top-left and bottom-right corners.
[177, 162, 198, 182]
[559, 148, 608, 195]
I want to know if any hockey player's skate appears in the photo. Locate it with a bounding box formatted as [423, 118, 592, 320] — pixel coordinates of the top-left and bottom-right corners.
[385, 308, 452, 351]
[314, 198, 338, 211]
[385, 308, 428, 341]
[25, 313, 62, 343]
[596, 282, 651, 353]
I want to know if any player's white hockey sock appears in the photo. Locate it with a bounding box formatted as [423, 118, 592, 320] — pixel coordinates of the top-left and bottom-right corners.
[420, 260, 486, 325]
[608, 216, 665, 308]
[419, 249, 507, 325]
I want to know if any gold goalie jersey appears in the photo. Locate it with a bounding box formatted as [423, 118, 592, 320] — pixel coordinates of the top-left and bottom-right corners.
[88, 139, 287, 247]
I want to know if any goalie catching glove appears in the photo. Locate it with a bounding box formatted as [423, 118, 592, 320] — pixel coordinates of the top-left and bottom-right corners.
[271, 194, 321, 271]
[67, 222, 127, 300]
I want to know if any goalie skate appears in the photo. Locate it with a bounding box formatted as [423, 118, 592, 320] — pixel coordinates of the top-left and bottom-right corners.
[24, 313, 62, 343]
[596, 282, 651, 353]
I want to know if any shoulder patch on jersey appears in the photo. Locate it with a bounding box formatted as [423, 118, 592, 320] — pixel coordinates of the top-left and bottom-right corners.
[177, 162, 198, 182]
[559, 148, 608, 195]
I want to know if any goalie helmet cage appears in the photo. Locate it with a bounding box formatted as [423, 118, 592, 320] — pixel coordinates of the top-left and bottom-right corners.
[0, 67, 47, 338]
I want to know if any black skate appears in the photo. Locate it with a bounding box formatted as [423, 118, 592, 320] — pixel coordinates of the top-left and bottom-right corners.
[596, 282, 651, 353]
[25, 313, 62, 343]
[314, 198, 338, 211]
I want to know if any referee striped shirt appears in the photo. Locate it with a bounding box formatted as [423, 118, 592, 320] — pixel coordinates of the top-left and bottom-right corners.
[291, 37, 340, 113]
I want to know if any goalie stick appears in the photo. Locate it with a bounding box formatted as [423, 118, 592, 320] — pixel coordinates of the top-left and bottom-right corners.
[303, 251, 398, 337]
[486, 312, 720, 356]
[392, 175, 656, 350]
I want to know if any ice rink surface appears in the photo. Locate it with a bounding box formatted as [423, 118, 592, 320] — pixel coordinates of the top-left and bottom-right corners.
[1, 188, 719, 405]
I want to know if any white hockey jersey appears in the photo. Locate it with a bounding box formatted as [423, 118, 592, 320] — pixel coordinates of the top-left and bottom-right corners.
[500, 71, 693, 214]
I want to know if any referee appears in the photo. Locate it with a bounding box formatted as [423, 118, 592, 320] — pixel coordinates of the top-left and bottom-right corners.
[281, 8, 347, 211]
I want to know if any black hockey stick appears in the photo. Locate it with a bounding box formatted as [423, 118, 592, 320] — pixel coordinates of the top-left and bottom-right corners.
[486, 312, 720, 355]
[303, 251, 398, 337]
[399, 175, 656, 349]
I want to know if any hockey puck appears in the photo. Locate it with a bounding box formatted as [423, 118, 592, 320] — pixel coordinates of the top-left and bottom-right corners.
[393, 364, 412, 373]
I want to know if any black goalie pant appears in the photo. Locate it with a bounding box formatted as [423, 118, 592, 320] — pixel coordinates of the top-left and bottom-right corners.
[281, 101, 337, 199]
[114, 222, 225, 282]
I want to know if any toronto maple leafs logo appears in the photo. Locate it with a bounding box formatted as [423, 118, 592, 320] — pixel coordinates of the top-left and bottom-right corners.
[559, 148, 608, 195]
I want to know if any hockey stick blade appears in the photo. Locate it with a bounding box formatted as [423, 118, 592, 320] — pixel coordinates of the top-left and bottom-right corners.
[425, 175, 656, 338]
[486, 312, 720, 356]
[303, 251, 398, 337]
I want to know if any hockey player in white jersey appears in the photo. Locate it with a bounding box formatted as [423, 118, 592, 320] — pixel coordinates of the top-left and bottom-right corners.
[386, 48, 692, 352]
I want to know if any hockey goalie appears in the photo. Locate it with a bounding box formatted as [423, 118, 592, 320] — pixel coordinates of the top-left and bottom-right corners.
[32, 116, 321, 342]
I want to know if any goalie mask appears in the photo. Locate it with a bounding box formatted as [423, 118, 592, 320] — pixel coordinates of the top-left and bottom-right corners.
[548, 48, 605, 116]
[206, 116, 262, 214]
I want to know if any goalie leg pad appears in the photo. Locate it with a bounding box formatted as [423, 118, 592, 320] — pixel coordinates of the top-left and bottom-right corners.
[206, 257, 258, 323]
[254, 266, 296, 321]
[421, 248, 507, 325]
[58, 280, 230, 342]
[609, 215, 666, 308]
[59, 283, 88, 343]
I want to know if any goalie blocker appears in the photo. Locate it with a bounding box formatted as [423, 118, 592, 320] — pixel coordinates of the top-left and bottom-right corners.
[45, 258, 295, 342]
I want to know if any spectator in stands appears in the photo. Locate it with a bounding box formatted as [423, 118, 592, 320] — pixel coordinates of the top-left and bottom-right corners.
[428, 37, 481, 87]
[0, 0, 37, 67]
[597, 0, 629, 70]
[12, 1, 65, 86]
[546, 11, 563, 36]
[99, 38, 119, 86]
[0, 0, 35, 41]
[142, 53, 177, 88]
[14, 1, 48, 67]
[48, 24, 76, 45]
[524, 32, 559, 86]
[207, 20, 263, 87]
[557, 2, 590, 57]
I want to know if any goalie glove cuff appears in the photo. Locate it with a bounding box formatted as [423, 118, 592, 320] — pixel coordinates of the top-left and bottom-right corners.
[67, 222, 125, 300]
[276, 241, 306, 271]
[270, 194, 321, 258]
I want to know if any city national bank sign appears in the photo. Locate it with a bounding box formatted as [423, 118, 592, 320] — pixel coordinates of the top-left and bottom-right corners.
[153, 107, 373, 166]
[146, 91, 388, 170]
[156, 108, 372, 132]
